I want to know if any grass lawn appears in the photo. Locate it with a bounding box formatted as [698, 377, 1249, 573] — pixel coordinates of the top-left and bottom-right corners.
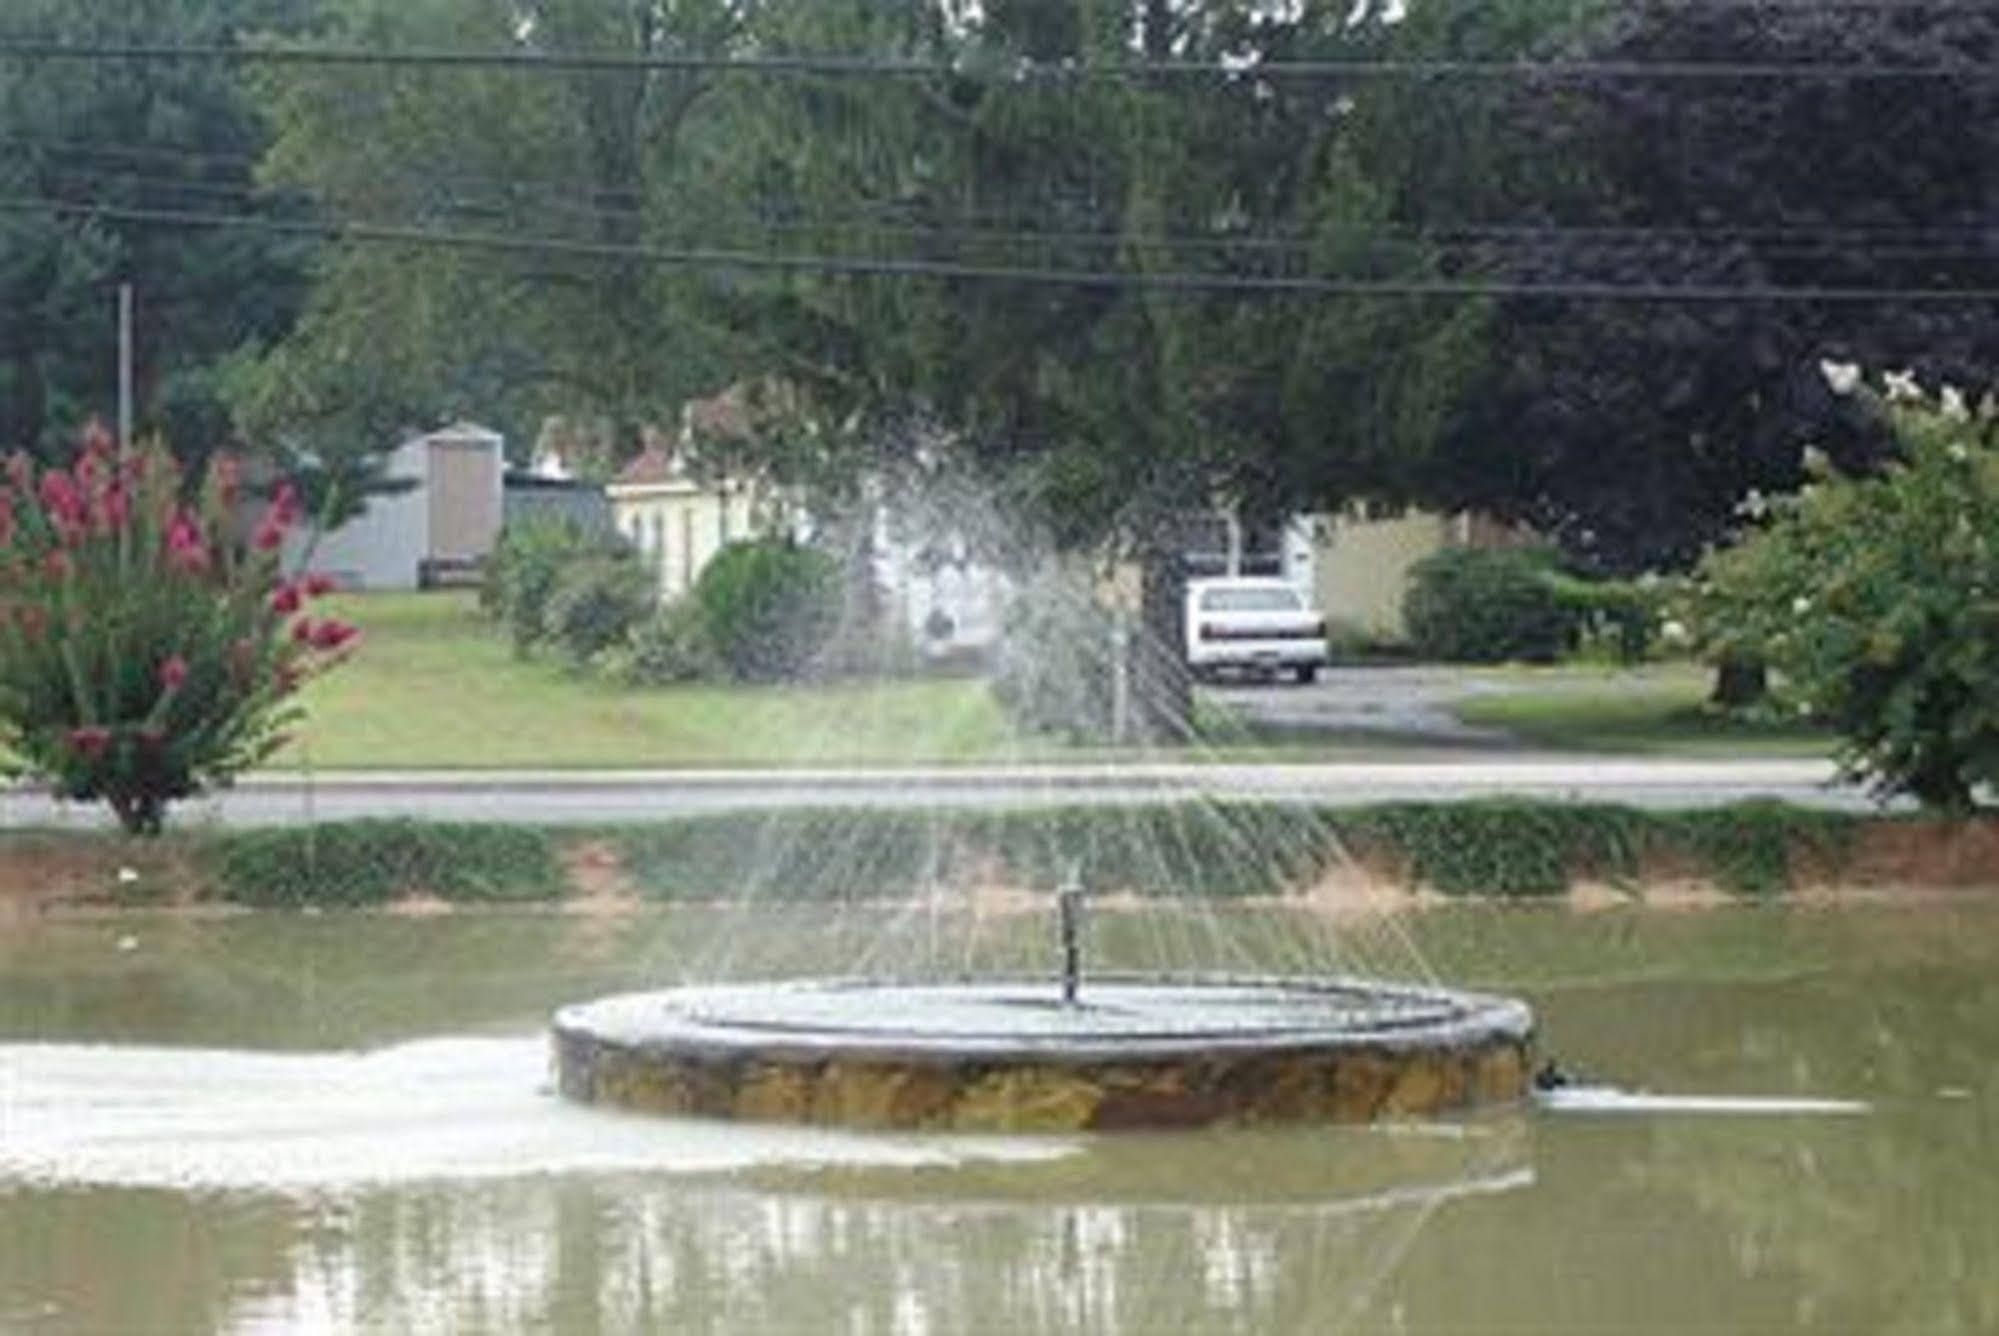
[269, 595, 1824, 768]
[1453, 664, 1832, 756]
[284, 592, 1028, 769]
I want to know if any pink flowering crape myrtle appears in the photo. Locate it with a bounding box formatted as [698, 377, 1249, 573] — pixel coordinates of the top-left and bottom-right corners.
[0, 425, 357, 834]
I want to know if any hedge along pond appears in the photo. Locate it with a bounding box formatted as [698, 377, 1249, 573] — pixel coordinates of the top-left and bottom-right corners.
[9, 800, 1994, 913]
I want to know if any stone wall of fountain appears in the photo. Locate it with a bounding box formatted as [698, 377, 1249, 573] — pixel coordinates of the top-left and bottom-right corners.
[553, 977, 1534, 1131]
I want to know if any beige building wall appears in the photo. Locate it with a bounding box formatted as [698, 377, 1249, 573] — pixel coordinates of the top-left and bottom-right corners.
[426, 437, 502, 561]
[609, 483, 760, 603]
[1310, 511, 1457, 640]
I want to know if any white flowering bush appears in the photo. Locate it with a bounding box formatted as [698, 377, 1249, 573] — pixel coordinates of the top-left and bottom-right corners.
[1697, 396, 1999, 809]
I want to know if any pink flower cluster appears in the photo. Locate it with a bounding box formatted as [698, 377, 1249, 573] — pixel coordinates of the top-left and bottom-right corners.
[292, 616, 361, 653]
[166, 510, 210, 574]
[253, 483, 302, 553]
[268, 571, 359, 658]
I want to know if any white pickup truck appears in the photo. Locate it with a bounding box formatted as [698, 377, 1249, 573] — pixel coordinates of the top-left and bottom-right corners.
[1182, 578, 1329, 683]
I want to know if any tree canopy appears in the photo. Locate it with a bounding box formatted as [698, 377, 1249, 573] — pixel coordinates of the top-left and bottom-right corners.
[12, 0, 1999, 581]
[0, 0, 321, 463]
[1422, 0, 1999, 572]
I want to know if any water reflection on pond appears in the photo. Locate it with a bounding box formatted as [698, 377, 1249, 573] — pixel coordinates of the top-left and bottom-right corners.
[2, 901, 1994, 1333]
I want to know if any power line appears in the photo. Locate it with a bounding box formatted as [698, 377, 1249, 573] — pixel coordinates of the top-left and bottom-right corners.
[8, 195, 1999, 304]
[33, 163, 1999, 270]
[3, 40, 1997, 83]
[23, 147, 1999, 249]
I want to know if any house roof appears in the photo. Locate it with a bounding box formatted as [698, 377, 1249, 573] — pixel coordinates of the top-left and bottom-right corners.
[613, 444, 681, 487]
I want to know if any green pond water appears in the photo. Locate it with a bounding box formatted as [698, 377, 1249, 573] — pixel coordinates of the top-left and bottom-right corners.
[1, 901, 1994, 1334]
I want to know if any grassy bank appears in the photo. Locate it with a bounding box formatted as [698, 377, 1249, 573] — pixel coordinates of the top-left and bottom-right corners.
[7, 801, 1992, 914]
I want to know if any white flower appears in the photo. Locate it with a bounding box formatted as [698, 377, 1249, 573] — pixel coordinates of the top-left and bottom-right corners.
[116, 867, 139, 884]
[1660, 619, 1690, 646]
[1884, 369, 1923, 404]
[1947, 442, 1970, 463]
[1941, 386, 1971, 421]
[1819, 360, 1862, 396]
[1737, 489, 1770, 519]
[1800, 444, 1830, 475]
[1792, 596, 1812, 616]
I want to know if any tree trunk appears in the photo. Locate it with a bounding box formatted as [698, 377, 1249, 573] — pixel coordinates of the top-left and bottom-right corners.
[107, 790, 166, 837]
[1709, 652, 1768, 710]
[1133, 543, 1195, 742]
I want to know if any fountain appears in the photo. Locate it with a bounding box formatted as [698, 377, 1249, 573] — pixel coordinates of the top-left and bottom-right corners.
[552, 866, 1535, 1131]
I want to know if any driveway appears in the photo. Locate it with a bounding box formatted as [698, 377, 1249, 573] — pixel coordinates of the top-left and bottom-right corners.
[1202, 666, 1530, 745]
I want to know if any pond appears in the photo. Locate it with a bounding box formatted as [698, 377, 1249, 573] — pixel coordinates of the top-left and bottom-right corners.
[2, 901, 1994, 1333]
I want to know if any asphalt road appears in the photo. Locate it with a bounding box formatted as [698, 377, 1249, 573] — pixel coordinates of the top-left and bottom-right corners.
[0, 758, 1883, 829]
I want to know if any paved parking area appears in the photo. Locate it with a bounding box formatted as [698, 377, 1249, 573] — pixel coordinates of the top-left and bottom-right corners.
[1202, 666, 1525, 744]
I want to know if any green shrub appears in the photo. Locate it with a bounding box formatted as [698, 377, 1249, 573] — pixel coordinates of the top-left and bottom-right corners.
[692, 539, 841, 682]
[216, 820, 562, 907]
[1656, 800, 1854, 896]
[610, 804, 1340, 903]
[0, 429, 353, 834]
[1698, 394, 1999, 810]
[1403, 547, 1579, 664]
[1341, 800, 1647, 896]
[206, 800, 1865, 908]
[607, 598, 721, 685]
[485, 517, 632, 656]
[544, 554, 653, 666]
[1548, 572, 1661, 664]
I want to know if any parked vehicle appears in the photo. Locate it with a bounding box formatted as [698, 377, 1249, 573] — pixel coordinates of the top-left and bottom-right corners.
[1183, 578, 1328, 683]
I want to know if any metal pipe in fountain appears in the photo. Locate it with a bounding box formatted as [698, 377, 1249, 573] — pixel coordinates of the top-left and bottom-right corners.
[1057, 862, 1086, 1006]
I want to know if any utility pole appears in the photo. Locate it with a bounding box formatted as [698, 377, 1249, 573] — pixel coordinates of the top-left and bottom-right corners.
[116, 282, 134, 459]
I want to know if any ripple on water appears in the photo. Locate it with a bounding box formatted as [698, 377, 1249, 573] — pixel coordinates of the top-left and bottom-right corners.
[0, 1038, 1079, 1193]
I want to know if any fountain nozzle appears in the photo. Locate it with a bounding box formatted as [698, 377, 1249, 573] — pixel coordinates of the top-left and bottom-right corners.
[1057, 864, 1086, 1006]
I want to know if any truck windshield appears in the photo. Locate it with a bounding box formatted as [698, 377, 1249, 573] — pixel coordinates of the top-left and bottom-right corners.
[1200, 588, 1302, 613]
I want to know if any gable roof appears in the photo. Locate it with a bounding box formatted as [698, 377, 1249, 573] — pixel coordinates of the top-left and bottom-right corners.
[613, 443, 681, 487]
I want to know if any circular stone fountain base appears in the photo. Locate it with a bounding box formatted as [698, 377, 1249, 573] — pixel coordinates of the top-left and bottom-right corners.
[552, 976, 1534, 1132]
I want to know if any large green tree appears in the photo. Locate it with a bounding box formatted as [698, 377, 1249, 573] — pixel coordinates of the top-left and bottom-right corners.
[0, 0, 322, 461]
[231, 0, 758, 495]
[1422, 0, 1999, 575]
[239, 0, 1592, 724]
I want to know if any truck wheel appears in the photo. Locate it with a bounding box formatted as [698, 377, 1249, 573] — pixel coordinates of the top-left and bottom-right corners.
[1294, 665, 1318, 685]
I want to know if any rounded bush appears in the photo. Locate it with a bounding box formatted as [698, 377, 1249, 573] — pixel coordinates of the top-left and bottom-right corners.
[1403, 547, 1577, 663]
[544, 555, 653, 665]
[486, 517, 629, 655]
[611, 599, 721, 686]
[692, 539, 841, 682]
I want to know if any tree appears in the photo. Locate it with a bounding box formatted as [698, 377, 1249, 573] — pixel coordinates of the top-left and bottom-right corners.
[0, 0, 322, 462]
[1697, 393, 1999, 811]
[673, 0, 1556, 731]
[230, 0, 756, 505]
[235, 0, 1584, 734]
[1421, 0, 1999, 576]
